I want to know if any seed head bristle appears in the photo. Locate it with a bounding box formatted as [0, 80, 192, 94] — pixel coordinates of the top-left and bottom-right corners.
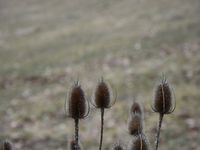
[153, 79, 174, 114]
[94, 78, 112, 109]
[127, 134, 150, 150]
[68, 82, 87, 119]
[1, 140, 13, 150]
[128, 113, 143, 136]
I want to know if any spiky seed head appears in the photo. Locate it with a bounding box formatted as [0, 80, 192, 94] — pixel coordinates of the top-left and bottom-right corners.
[128, 113, 143, 136]
[69, 139, 82, 150]
[127, 134, 150, 150]
[1, 140, 13, 150]
[68, 82, 87, 119]
[94, 79, 111, 109]
[153, 80, 174, 114]
[131, 101, 143, 116]
[112, 143, 125, 150]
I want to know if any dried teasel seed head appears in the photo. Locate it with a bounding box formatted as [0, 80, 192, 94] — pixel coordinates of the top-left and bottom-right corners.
[68, 82, 88, 119]
[111, 142, 125, 150]
[128, 113, 143, 136]
[131, 101, 143, 116]
[1, 140, 13, 150]
[69, 139, 83, 150]
[153, 78, 175, 114]
[94, 78, 112, 109]
[127, 134, 150, 150]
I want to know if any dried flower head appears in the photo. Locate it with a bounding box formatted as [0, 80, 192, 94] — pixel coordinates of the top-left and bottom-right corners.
[1, 140, 13, 150]
[111, 142, 125, 150]
[152, 78, 175, 114]
[128, 113, 143, 136]
[127, 134, 150, 150]
[94, 78, 113, 109]
[69, 139, 82, 150]
[68, 81, 88, 119]
[131, 101, 143, 116]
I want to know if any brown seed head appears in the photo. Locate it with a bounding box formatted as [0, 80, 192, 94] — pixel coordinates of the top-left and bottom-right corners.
[69, 139, 82, 150]
[128, 113, 143, 136]
[94, 79, 111, 108]
[1, 140, 13, 150]
[131, 101, 143, 116]
[68, 82, 87, 119]
[127, 134, 150, 150]
[153, 79, 174, 114]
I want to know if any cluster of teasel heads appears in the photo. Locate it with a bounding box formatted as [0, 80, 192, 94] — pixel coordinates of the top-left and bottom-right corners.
[1, 76, 175, 150]
[66, 76, 175, 150]
[66, 78, 116, 150]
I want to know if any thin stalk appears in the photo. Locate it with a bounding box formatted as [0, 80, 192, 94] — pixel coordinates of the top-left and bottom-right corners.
[155, 113, 164, 150]
[74, 118, 79, 150]
[139, 134, 142, 150]
[99, 108, 104, 150]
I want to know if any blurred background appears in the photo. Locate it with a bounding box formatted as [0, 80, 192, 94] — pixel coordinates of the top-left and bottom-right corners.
[0, 0, 200, 149]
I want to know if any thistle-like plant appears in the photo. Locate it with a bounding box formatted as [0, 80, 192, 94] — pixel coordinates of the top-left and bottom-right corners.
[66, 81, 90, 150]
[127, 101, 150, 150]
[128, 101, 144, 136]
[152, 77, 176, 150]
[91, 78, 116, 150]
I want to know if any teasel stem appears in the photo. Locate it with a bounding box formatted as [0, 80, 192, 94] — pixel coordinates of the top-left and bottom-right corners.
[155, 113, 164, 150]
[99, 108, 104, 150]
[139, 134, 143, 150]
[74, 118, 79, 150]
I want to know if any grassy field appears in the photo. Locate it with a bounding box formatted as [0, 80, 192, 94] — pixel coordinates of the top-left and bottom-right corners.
[0, 0, 200, 149]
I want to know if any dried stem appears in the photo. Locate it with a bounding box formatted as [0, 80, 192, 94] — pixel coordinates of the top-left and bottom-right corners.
[99, 108, 104, 150]
[155, 113, 164, 150]
[74, 118, 79, 150]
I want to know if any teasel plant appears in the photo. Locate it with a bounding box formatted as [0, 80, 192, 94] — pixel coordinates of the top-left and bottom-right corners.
[128, 101, 144, 136]
[0, 140, 13, 150]
[65, 80, 90, 150]
[127, 101, 150, 150]
[91, 77, 117, 150]
[152, 76, 176, 150]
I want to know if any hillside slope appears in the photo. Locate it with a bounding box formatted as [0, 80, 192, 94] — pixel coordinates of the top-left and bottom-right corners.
[0, 0, 200, 149]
